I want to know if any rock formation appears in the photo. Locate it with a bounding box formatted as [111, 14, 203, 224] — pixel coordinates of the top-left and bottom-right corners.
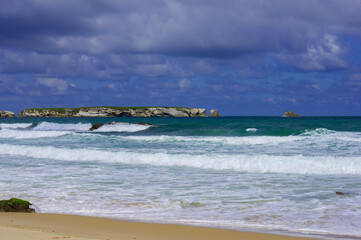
[0, 111, 15, 118]
[17, 107, 207, 118]
[89, 123, 105, 131]
[209, 109, 222, 117]
[283, 111, 301, 117]
[0, 198, 35, 213]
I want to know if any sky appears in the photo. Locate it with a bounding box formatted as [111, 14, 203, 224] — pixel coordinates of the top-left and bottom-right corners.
[1, 0, 361, 116]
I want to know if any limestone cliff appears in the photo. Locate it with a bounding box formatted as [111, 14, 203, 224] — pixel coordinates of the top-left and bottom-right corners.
[0, 111, 15, 118]
[17, 107, 207, 117]
[283, 111, 301, 117]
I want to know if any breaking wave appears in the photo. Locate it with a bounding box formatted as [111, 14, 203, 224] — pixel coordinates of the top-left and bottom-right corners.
[0, 129, 71, 139]
[30, 122, 151, 133]
[1, 144, 360, 175]
[93, 122, 151, 132]
[246, 128, 258, 132]
[125, 135, 303, 145]
[33, 122, 92, 131]
[0, 123, 33, 129]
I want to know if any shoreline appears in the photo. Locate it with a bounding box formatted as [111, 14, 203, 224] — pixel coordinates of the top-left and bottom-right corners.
[0, 212, 319, 240]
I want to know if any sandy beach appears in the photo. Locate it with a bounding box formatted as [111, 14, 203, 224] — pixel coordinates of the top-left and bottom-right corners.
[0, 213, 318, 240]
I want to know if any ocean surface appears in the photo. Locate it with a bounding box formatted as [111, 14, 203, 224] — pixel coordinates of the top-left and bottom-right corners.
[0, 117, 360, 239]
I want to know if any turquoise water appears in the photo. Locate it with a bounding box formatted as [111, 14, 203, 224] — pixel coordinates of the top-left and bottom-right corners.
[0, 117, 361, 239]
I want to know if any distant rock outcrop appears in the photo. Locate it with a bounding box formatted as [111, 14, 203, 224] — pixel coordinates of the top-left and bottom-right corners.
[283, 111, 301, 117]
[0, 111, 15, 118]
[17, 107, 208, 118]
[209, 109, 222, 117]
[0, 198, 35, 213]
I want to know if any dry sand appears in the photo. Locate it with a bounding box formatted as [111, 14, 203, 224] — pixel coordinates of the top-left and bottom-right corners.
[0, 212, 318, 240]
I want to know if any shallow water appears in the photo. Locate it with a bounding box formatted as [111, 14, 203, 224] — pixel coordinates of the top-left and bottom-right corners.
[0, 117, 360, 239]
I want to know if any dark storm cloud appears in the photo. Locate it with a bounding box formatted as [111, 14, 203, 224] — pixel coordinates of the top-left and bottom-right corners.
[1, 0, 361, 57]
[1, 0, 360, 77]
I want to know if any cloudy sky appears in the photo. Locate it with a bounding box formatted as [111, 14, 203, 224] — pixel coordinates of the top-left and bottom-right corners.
[1, 0, 361, 115]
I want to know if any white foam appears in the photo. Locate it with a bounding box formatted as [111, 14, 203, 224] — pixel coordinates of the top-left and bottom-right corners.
[246, 128, 258, 132]
[0, 123, 32, 129]
[0, 129, 70, 139]
[93, 122, 151, 132]
[33, 122, 92, 131]
[1, 144, 360, 175]
[301, 128, 336, 136]
[30, 122, 150, 132]
[125, 135, 302, 145]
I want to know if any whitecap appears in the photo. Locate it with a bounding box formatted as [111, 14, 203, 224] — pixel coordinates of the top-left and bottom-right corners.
[0, 129, 70, 139]
[246, 128, 258, 132]
[124, 135, 301, 145]
[0, 123, 33, 129]
[33, 122, 92, 131]
[93, 122, 151, 132]
[1, 143, 360, 175]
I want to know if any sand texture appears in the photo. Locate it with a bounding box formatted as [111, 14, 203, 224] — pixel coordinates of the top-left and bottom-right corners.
[0, 213, 318, 240]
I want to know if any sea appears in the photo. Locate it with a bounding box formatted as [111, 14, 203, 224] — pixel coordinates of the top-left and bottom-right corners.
[0, 116, 360, 239]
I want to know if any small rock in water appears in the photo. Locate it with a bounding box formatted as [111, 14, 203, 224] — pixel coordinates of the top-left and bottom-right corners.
[137, 122, 154, 126]
[209, 109, 222, 117]
[89, 123, 105, 131]
[336, 191, 345, 195]
[0, 198, 35, 213]
[283, 111, 301, 117]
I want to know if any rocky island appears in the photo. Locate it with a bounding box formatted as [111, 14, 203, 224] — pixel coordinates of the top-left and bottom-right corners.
[283, 111, 301, 117]
[17, 106, 208, 117]
[209, 109, 222, 117]
[0, 111, 15, 118]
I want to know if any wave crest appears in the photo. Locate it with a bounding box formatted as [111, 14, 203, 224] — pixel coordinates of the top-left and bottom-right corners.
[0, 123, 33, 129]
[93, 122, 151, 132]
[33, 122, 92, 131]
[246, 128, 258, 132]
[0, 129, 70, 139]
[1, 144, 360, 175]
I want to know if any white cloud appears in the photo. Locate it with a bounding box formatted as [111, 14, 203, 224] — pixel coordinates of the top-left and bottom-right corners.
[179, 78, 191, 90]
[312, 84, 321, 90]
[36, 78, 68, 93]
[276, 33, 348, 71]
[267, 97, 276, 104]
[107, 83, 116, 90]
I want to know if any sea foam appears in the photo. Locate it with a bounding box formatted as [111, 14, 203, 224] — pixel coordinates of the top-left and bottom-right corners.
[124, 135, 303, 145]
[32, 121, 151, 132]
[0, 123, 33, 129]
[93, 122, 151, 132]
[33, 122, 92, 131]
[1, 144, 360, 175]
[0, 129, 71, 139]
[246, 128, 258, 132]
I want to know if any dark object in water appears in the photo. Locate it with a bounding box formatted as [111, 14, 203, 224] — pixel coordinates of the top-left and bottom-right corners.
[0, 198, 35, 213]
[137, 122, 154, 126]
[89, 123, 104, 131]
[336, 191, 345, 195]
[283, 111, 301, 117]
